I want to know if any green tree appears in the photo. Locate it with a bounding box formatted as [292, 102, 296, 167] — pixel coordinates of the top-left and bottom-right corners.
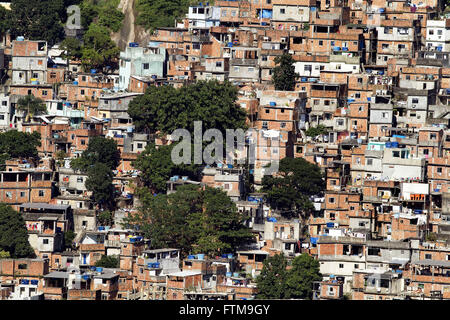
[127, 81, 247, 134]
[133, 143, 201, 193]
[0, 250, 10, 259]
[0, 130, 41, 159]
[124, 185, 254, 257]
[0, 203, 35, 258]
[10, 0, 66, 46]
[262, 157, 324, 220]
[85, 162, 115, 209]
[71, 136, 120, 172]
[59, 37, 83, 61]
[305, 125, 329, 138]
[272, 53, 299, 91]
[97, 210, 114, 226]
[64, 230, 76, 250]
[256, 253, 288, 299]
[16, 95, 47, 122]
[136, 0, 191, 31]
[285, 254, 322, 299]
[81, 23, 120, 72]
[95, 255, 119, 268]
[0, 6, 11, 35]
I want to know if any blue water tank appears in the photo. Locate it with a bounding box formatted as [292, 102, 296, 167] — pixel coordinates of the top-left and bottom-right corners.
[90, 266, 97, 271]
[226, 272, 232, 277]
[188, 255, 195, 259]
[90, 69, 97, 74]
[197, 253, 205, 260]
[233, 272, 240, 277]
[96, 267, 103, 273]
[269, 101, 276, 106]
[227, 254, 233, 259]
[16, 36, 25, 41]
[73, 81, 78, 85]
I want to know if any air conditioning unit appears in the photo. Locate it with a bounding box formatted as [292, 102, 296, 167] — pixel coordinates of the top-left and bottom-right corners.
[264, 36, 270, 41]
[281, 37, 287, 43]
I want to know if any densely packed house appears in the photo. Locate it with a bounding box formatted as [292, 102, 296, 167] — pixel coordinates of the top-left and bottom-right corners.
[1, 0, 450, 300]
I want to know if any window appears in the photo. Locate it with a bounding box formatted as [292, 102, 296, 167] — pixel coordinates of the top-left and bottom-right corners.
[143, 63, 149, 70]
[319, 40, 323, 46]
[367, 159, 373, 166]
[280, 8, 285, 14]
[77, 177, 83, 183]
[137, 143, 143, 149]
[39, 190, 45, 197]
[354, 264, 359, 269]
[81, 139, 85, 145]
[20, 192, 25, 197]
[43, 239, 49, 244]
[425, 254, 432, 260]
[6, 191, 12, 199]
[80, 89, 85, 95]
[339, 264, 344, 269]
[329, 197, 335, 203]
[18, 264, 28, 270]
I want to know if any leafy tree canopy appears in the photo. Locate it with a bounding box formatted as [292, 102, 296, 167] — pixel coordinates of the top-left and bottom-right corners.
[262, 157, 324, 219]
[305, 125, 329, 138]
[95, 254, 119, 268]
[127, 80, 247, 135]
[285, 254, 322, 299]
[0, 203, 35, 258]
[85, 162, 115, 209]
[133, 142, 202, 194]
[136, 0, 192, 31]
[0, 130, 41, 169]
[71, 136, 120, 172]
[272, 53, 299, 91]
[10, 0, 66, 46]
[59, 37, 83, 60]
[124, 185, 254, 257]
[256, 253, 288, 299]
[16, 95, 47, 121]
[81, 23, 120, 72]
[256, 253, 322, 300]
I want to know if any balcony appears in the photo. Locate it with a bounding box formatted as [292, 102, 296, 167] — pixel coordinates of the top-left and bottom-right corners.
[43, 287, 66, 296]
[330, 55, 361, 64]
[230, 59, 258, 66]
